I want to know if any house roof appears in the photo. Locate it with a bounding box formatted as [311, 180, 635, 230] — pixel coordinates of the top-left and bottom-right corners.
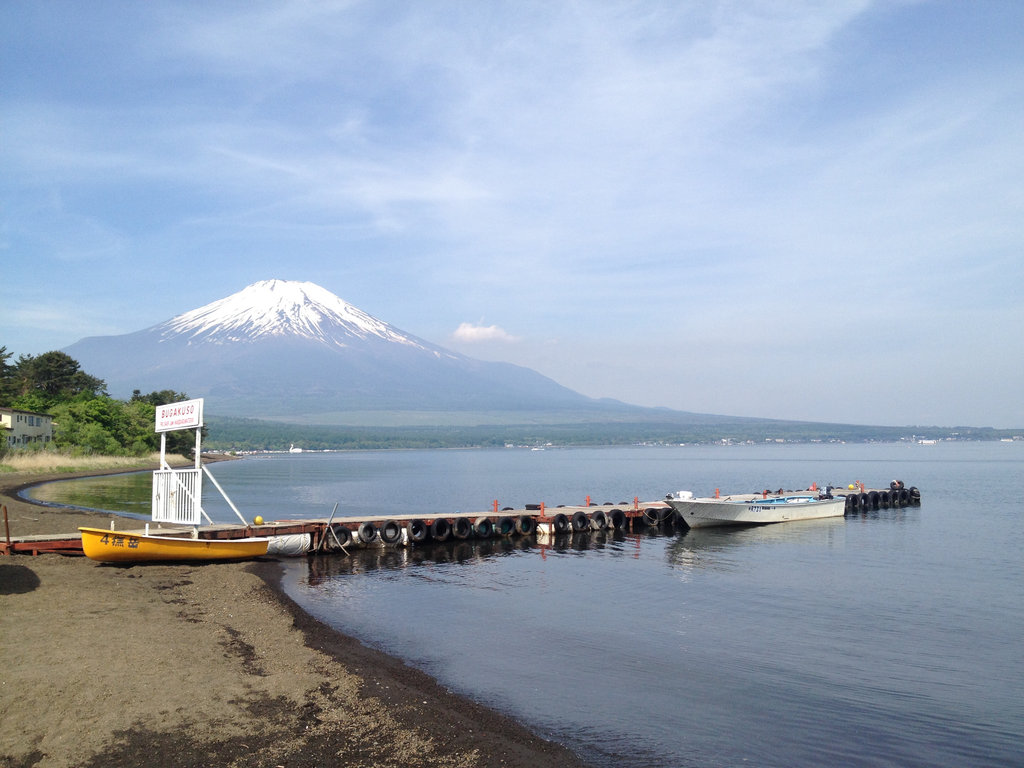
[0, 406, 53, 418]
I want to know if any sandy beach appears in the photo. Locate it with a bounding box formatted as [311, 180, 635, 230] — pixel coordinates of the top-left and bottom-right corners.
[0, 471, 589, 768]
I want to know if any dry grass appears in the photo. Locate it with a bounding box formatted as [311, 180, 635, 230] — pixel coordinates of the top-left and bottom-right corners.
[0, 451, 189, 475]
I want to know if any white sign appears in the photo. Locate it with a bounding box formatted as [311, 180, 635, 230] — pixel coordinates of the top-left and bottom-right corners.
[155, 398, 204, 433]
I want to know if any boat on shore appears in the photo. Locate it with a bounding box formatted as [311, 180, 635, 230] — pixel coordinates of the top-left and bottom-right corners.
[665, 491, 846, 529]
[79, 526, 269, 563]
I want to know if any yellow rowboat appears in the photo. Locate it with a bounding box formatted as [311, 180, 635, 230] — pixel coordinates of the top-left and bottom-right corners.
[79, 527, 270, 563]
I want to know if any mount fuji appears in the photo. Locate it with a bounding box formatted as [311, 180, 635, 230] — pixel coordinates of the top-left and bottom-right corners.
[63, 280, 629, 423]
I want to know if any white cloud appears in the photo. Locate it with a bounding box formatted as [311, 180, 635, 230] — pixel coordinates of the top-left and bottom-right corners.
[452, 322, 519, 343]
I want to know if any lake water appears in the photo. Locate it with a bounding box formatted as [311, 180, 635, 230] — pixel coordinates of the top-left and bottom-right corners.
[30, 442, 1024, 767]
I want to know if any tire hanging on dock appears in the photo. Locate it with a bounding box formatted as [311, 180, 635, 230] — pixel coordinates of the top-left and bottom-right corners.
[589, 510, 607, 530]
[329, 524, 352, 549]
[453, 517, 473, 540]
[431, 518, 452, 542]
[379, 520, 402, 544]
[552, 513, 570, 534]
[570, 510, 590, 532]
[474, 517, 494, 538]
[496, 516, 516, 536]
[607, 509, 626, 529]
[357, 521, 377, 544]
[641, 507, 661, 524]
[407, 519, 429, 543]
[516, 515, 535, 535]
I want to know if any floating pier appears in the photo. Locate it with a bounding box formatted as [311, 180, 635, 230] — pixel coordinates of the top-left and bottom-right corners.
[302, 497, 675, 554]
[840, 481, 921, 512]
[2, 484, 921, 557]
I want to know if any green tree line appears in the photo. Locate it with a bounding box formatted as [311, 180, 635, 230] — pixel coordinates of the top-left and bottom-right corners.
[1, 347, 193, 456]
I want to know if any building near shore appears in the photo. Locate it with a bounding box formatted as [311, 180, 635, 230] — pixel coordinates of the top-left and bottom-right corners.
[1, 407, 54, 449]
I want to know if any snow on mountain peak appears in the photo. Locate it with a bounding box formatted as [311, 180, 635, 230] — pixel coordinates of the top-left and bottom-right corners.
[159, 279, 426, 349]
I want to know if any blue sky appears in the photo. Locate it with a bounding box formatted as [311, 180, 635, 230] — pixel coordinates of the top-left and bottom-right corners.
[3, 1, 1022, 428]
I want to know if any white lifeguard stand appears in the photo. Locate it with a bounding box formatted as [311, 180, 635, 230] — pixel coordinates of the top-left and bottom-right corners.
[152, 398, 247, 528]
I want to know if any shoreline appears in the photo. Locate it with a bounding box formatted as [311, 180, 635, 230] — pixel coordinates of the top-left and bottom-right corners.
[0, 468, 590, 768]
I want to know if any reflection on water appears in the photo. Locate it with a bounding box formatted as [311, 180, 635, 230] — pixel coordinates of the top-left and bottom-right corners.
[24, 471, 151, 518]
[664, 517, 846, 578]
[299, 514, 852, 595]
[303, 524, 680, 585]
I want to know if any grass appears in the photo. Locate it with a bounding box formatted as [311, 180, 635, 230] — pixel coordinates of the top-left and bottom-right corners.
[0, 452, 189, 475]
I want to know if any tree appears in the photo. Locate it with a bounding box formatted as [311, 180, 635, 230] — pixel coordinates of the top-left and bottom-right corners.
[0, 346, 15, 403]
[10, 351, 106, 408]
[1, 349, 200, 457]
[130, 389, 191, 407]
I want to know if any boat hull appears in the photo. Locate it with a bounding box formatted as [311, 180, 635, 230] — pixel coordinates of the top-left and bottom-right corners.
[666, 496, 846, 529]
[79, 527, 269, 563]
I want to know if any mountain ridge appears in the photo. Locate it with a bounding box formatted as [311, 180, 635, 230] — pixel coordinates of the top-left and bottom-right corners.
[63, 279, 663, 423]
[60, 280, 1012, 440]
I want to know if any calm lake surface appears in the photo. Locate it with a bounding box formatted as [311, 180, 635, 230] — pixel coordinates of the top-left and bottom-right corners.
[31, 442, 1024, 767]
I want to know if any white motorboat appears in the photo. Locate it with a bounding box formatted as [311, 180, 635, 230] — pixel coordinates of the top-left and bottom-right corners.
[665, 490, 846, 529]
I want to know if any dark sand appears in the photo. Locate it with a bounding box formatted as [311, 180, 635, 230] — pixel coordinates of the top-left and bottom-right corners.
[0, 471, 589, 768]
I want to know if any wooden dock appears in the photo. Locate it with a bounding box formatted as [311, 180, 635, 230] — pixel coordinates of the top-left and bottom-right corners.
[1, 498, 673, 556]
[1, 485, 920, 557]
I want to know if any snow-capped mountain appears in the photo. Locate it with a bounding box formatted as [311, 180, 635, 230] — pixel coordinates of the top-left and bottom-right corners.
[160, 279, 440, 353]
[63, 280, 607, 421]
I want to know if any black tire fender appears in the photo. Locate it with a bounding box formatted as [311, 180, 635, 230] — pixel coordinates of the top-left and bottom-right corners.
[407, 519, 428, 543]
[452, 517, 472, 540]
[431, 518, 452, 542]
[515, 515, 535, 535]
[357, 521, 377, 544]
[379, 520, 402, 544]
[570, 510, 589, 532]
